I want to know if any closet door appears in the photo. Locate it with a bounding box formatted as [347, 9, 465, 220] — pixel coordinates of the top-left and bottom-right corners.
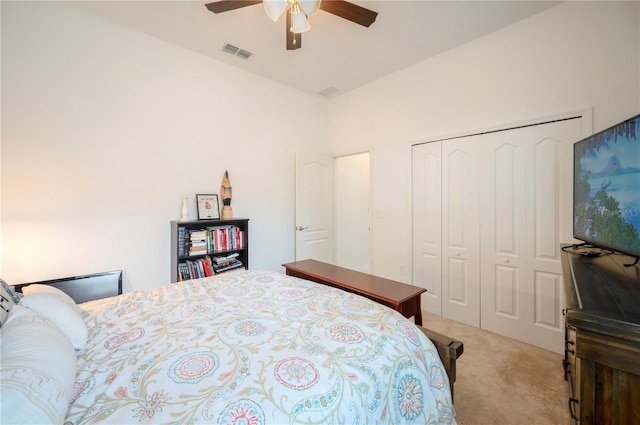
[480, 118, 581, 354]
[524, 119, 580, 353]
[441, 137, 480, 327]
[412, 142, 442, 315]
[479, 129, 528, 341]
[412, 116, 583, 351]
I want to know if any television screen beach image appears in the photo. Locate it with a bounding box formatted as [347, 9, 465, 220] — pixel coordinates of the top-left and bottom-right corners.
[574, 114, 640, 258]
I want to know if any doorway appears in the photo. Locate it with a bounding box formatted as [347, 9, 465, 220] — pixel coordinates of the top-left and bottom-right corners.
[294, 151, 371, 272]
[334, 152, 371, 272]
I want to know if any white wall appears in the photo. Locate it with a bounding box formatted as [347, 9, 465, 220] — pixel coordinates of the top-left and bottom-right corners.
[3, 2, 639, 291]
[327, 1, 640, 282]
[1, 2, 327, 291]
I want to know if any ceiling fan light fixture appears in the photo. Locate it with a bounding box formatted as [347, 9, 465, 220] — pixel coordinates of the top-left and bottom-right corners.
[291, 9, 311, 33]
[205, 0, 377, 51]
[298, 0, 321, 16]
[264, 0, 287, 21]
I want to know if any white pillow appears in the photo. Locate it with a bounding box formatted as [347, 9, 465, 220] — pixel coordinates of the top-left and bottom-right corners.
[21, 283, 82, 313]
[1, 305, 76, 424]
[20, 293, 88, 349]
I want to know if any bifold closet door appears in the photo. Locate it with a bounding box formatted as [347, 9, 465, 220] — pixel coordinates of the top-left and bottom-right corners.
[441, 137, 481, 327]
[478, 129, 528, 342]
[412, 138, 481, 327]
[412, 142, 442, 315]
[479, 118, 581, 354]
[525, 119, 580, 353]
[412, 116, 582, 352]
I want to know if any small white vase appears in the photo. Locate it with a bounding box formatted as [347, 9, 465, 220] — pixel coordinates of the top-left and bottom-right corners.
[180, 198, 189, 222]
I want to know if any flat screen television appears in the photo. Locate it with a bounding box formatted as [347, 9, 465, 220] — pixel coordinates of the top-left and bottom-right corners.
[573, 113, 640, 260]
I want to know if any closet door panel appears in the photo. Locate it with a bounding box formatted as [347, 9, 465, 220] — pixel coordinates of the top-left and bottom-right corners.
[480, 135, 527, 340]
[412, 142, 442, 315]
[526, 119, 580, 354]
[442, 138, 480, 327]
[533, 271, 561, 328]
[533, 139, 562, 258]
[495, 265, 518, 317]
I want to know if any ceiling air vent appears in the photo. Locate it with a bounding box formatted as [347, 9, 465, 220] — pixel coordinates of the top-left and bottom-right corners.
[222, 43, 252, 60]
[236, 49, 252, 60]
[222, 43, 239, 55]
[318, 86, 340, 97]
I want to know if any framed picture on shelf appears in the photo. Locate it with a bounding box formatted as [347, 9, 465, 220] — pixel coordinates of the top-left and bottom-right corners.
[196, 194, 220, 220]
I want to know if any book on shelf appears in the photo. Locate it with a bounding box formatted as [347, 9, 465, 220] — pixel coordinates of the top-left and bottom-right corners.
[212, 252, 239, 264]
[206, 225, 244, 253]
[178, 256, 244, 280]
[189, 247, 207, 256]
[211, 258, 244, 273]
[179, 225, 245, 258]
[178, 227, 187, 257]
[189, 230, 207, 239]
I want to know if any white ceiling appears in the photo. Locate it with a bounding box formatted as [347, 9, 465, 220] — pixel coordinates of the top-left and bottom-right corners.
[66, 0, 560, 98]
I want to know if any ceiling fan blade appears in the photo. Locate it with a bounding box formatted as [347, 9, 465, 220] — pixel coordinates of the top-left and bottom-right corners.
[205, 0, 261, 14]
[286, 12, 302, 50]
[319, 0, 377, 27]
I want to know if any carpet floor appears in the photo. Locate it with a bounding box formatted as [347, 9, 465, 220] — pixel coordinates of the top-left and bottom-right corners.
[422, 312, 570, 425]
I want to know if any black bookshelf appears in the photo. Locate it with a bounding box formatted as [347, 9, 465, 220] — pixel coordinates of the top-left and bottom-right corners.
[170, 218, 249, 282]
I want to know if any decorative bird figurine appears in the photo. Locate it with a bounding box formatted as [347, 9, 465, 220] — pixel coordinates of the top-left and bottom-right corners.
[220, 170, 233, 219]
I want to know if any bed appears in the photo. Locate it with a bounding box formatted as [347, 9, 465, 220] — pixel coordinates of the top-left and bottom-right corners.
[1, 269, 457, 424]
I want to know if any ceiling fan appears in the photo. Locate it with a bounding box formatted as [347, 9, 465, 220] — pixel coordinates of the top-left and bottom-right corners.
[204, 0, 378, 50]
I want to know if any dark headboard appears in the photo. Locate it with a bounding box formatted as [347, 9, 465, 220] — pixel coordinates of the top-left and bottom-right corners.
[14, 270, 123, 304]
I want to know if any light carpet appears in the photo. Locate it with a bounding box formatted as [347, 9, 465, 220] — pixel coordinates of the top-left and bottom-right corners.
[422, 312, 570, 425]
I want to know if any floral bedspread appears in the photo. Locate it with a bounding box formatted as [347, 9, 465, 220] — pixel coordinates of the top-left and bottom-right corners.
[66, 269, 456, 424]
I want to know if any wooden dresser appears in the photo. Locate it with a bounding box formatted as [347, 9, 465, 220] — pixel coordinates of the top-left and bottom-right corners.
[561, 246, 640, 424]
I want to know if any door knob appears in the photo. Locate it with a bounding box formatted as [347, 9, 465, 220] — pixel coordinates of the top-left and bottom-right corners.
[296, 226, 309, 231]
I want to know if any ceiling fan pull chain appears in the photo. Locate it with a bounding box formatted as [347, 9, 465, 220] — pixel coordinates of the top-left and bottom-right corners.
[290, 1, 297, 45]
[290, 4, 294, 34]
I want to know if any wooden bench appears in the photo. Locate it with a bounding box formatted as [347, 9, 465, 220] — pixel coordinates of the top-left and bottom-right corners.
[282, 259, 426, 325]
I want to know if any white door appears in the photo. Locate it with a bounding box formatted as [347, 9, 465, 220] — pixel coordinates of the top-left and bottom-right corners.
[295, 153, 334, 262]
[480, 118, 582, 354]
[412, 138, 481, 326]
[412, 142, 443, 315]
[479, 129, 529, 339]
[441, 137, 481, 327]
[525, 119, 580, 353]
